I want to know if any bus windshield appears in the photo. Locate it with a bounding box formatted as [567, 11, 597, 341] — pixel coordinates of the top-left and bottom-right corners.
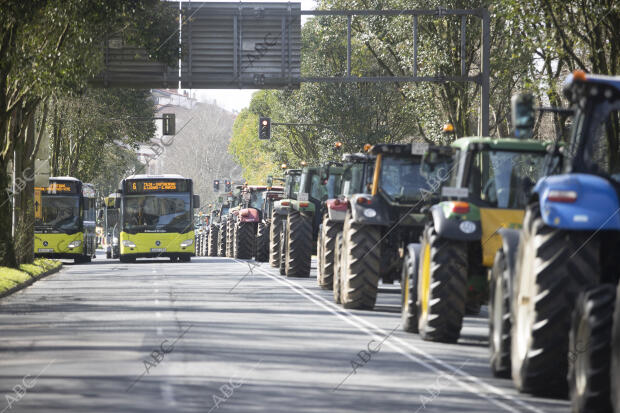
[106, 209, 119, 235]
[123, 193, 191, 232]
[36, 195, 80, 232]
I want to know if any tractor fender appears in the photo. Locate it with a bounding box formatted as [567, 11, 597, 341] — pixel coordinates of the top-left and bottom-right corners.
[534, 173, 620, 230]
[496, 228, 520, 296]
[430, 203, 482, 241]
[348, 194, 390, 226]
[273, 200, 290, 216]
[238, 208, 260, 223]
[326, 199, 347, 221]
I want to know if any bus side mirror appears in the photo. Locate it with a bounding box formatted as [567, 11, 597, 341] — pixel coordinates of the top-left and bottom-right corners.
[193, 195, 201, 209]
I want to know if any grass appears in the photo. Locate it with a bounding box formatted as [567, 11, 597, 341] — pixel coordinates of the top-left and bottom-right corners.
[0, 259, 61, 295]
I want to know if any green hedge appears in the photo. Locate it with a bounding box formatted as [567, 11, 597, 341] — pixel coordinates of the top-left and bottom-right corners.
[0, 259, 62, 295]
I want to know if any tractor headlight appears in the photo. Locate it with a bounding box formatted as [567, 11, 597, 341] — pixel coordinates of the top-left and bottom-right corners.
[180, 239, 194, 247]
[363, 208, 377, 218]
[68, 240, 82, 249]
[123, 240, 136, 248]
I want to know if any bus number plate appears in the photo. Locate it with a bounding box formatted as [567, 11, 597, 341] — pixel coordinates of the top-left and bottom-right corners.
[38, 248, 53, 253]
[151, 248, 166, 253]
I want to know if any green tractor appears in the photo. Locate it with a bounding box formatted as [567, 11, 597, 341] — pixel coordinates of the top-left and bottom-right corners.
[206, 205, 223, 257]
[270, 168, 302, 269]
[336, 143, 446, 310]
[401, 137, 548, 343]
[256, 177, 284, 262]
[225, 185, 244, 257]
[317, 153, 375, 291]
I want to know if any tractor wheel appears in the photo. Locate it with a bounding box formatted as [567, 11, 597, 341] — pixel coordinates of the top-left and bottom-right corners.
[401, 245, 421, 333]
[279, 222, 287, 276]
[255, 222, 269, 262]
[417, 224, 468, 343]
[341, 212, 381, 310]
[285, 211, 312, 277]
[217, 221, 227, 257]
[236, 222, 255, 259]
[317, 216, 341, 289]
[511, 203, 599, 396]
[106, 250, 111, 259]
[489, 248, 512, 378]
[226, 215, 235, 257]
[333, 233, 344, 304]
[270, 213, 283, 268]
[568, 284, 615, 413]
[207, 225, 219, 256]
[612, 283, 620, 413]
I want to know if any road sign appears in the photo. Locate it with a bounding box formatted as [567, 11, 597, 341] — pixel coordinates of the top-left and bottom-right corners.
[34, 189, 42, 219]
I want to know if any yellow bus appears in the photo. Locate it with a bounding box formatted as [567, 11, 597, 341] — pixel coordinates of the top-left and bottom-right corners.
[117, 174, 200, 263]
[34, 177, 97, 263]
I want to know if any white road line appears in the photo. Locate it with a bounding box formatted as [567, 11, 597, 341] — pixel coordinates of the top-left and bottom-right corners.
[235, 259, 545, 413]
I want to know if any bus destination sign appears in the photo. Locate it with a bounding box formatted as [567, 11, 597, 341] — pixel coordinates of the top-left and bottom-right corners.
[125, 180, 187, 194]
[36, 182, 79, 194]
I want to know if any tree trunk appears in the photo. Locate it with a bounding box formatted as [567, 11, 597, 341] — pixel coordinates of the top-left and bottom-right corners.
[0, 157, 17, 268]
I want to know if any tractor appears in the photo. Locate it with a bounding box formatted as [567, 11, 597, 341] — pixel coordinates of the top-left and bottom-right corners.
[490, 72, 619, 404]
[277, 164, 342, 277]
[225, 185, 244, 257]
[213, 202, 231, 257]
[231, 185, 274, 260]
[335, 143, 444, 310]
[400, 134, 548, 343]
[255, 179, 284, 262]
[270, 168, 302, 269]
[206, 207, 223, 257]
[317, 153, 375, 293]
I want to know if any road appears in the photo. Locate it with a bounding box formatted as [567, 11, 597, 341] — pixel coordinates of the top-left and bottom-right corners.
[0, 251, 570, 413]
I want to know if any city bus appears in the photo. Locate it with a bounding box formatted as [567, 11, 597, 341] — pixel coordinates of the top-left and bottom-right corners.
[34, 177, 97, 263]
[103, 193, 121, 259]
[117, 174, 200, 263]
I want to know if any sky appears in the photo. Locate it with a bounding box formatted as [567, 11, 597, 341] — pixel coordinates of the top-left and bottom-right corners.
[179, 0, 317, 113]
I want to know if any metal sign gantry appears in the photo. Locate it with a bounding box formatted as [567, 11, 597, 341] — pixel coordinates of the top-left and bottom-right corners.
[93, 3, 490, 136]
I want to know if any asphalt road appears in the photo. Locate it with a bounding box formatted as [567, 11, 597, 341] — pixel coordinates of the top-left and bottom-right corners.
[0, 251, 570, 413]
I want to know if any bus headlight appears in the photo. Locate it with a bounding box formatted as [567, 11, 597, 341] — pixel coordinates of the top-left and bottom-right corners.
[123, 240, 136, 248]
[68, 240, 82, 249]
[180, 239, 194, 247]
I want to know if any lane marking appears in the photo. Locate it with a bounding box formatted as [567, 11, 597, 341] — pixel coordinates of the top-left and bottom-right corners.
[234, 259, 544, 413]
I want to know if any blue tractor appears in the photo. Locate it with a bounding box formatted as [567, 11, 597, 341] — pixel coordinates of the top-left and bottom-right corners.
[491, 72, 620, 408]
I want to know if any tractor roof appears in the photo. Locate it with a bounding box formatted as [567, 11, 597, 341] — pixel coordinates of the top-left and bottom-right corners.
[369, 143, 422, 156]
[450, 137, 547, 152]
[563, 71, 620, 102]
[285, 169, 302, 175]
[342, 153, 373, 163]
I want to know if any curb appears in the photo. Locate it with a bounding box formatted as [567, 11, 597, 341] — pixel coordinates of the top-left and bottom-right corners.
[0, 263, 64, 299]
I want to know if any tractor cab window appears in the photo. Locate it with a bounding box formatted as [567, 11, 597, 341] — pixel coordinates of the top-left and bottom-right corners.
[379, 156, 425, 202]
[343, 163, 370, 196]
[308, 173, 326, 201]
[468, 150, 545, 209]
[288, 174, 301, 198]
[584, 108, 620, 182]
[325, 173, 342, 199]
[250, 191, 265, 209]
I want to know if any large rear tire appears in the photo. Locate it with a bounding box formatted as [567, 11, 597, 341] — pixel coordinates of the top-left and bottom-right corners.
[511, 203, 599, 396]
[217, 221, 227, 257]
[270, 212, 283, 268]
[333, 233, 344, 304]
[489, 248, 512, 378]
[401, 245, 421, 333]
[317, 216, 341, 289]
[227, 215, 236, 257]
[236, 222, 255, 259]
[568, 285, 615, 413]
[612, 283, 620, 413]
[207, 225, 219, 256]
[279, 222, 287, 276]
[285, 211, 312, 278]
[256, 222, 269, 262]
[341, 212, 381, 310]
[417, 224, 468, 343]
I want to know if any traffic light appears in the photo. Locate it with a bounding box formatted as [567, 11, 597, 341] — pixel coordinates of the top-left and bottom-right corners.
[259, 117, 271, 140]
[511, 93, 535, 139]
[213, 179, 220, 192]
[224, 180, 232, 192]
[162, 113, 176, 135]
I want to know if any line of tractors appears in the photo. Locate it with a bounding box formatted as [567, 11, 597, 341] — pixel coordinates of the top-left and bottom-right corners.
[195, 71, 619, 412]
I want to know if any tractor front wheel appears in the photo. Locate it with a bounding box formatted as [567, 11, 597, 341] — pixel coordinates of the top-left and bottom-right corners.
[255, 222, 269, 262]
[489, 248, 512, 378]
[318, 216, 341, 289]
[285, 211, 312, 277]
[270, 213, 283, 268]
[417, 224, 468, 343]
